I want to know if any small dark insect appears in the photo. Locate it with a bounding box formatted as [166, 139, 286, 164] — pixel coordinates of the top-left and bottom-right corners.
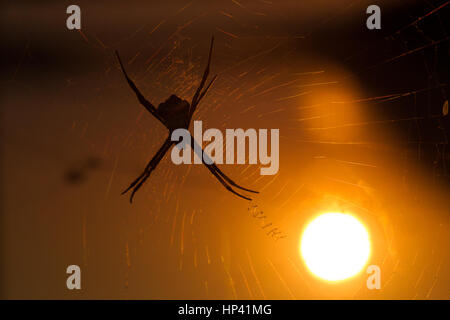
[116, 36, 258, 203]
[63, 157, 102, 185]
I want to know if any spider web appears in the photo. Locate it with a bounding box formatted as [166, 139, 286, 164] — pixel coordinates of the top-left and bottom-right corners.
[3, 0, 448, 299]
[66, 0, 448, 299]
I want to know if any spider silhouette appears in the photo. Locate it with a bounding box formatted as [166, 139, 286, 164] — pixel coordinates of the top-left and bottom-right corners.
[116, 37, 258, 202]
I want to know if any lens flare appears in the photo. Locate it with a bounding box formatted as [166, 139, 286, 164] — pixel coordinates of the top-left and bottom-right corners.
[300, 213, 370, 281]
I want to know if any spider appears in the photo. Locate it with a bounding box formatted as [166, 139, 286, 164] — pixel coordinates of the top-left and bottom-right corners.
[116, 36, 258, 203]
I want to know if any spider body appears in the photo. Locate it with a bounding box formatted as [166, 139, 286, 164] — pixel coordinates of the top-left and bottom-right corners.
[116, 36, 258, 202]
[157, 94, 191, 131]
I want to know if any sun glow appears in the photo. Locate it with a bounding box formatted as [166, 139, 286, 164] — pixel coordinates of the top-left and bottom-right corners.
[300, 213, 371, 282]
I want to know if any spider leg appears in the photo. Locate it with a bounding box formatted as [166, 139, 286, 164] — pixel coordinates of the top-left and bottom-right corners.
[190, 75, 218, 119]
[121, 137, 171, 195]
[211, 163, 259, 194]
[115, 50, 167, 126]
[189, 135, 256, 200]
[204, 163, 252, 201]
[190, 36, 214, 117]
[198, 75, 217, 103]
[123, 137, 174, 203]
[128, 170, 151, 203]
[121, 170, 147, 195]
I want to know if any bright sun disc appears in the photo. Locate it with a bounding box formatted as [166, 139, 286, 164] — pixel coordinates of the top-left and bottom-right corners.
[300, 213, 370, 281]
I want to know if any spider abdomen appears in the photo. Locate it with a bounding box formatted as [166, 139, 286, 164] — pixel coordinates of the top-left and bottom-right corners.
[157, 94, 190, 130]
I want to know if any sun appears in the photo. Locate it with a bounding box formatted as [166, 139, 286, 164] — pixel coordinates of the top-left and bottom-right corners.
[300, 212, 371, 282]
